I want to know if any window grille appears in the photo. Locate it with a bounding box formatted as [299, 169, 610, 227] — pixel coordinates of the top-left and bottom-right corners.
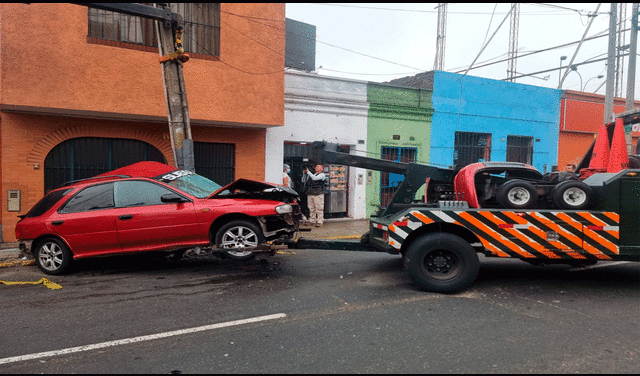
[88, 3, 220, 57]
[380, 146, 417, 208]
[453, 131, 492, 167]
[506, 135, 534, 165]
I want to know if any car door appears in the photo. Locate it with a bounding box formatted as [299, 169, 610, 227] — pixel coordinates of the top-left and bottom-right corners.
[113, 180, 204, 252]
[52, 182, 121, 257]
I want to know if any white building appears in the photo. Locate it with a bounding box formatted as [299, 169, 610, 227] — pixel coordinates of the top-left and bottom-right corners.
[265, 70, 369, 219]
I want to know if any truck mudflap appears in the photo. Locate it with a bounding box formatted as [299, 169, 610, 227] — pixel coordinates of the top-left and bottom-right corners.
[385, 209, 621, 262]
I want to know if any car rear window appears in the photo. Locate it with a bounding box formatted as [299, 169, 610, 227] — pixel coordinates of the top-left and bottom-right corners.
[25, 188, 73, 218]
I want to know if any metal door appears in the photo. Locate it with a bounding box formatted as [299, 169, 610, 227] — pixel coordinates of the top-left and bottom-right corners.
[44, 137, 166, 193]
[194, 142, 235, 186]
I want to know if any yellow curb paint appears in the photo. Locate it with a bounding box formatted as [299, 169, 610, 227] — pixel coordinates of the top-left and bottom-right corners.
[1, 278, 62, 290]
[325, 235, 360, 240]
[276, 250, 297, 255]
[0, 260, 35, 268]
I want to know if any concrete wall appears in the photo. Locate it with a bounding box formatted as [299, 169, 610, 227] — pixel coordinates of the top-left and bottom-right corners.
[366, 83, 433, 217]
[265, 71, 369, 219]
[430, 71, 561, 173]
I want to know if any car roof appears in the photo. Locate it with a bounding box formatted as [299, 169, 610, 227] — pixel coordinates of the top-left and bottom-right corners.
[95, 161, 177, 178]
[56, 162, 178, 190]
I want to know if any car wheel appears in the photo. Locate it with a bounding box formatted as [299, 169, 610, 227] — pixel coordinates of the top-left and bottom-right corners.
[215, 220, 264, 261]
[552, 180, 593, 210]
[35, 237, 73, 275]
[497, 180, 538, 209]
[403, 233, 480, 293]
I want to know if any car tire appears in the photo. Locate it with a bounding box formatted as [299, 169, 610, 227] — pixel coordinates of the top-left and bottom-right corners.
[403, 233, 480, 293]
[552, 180, 593, 210]
[35, 237, 73, 275]
[497, 179, 538, 209]
[215, 220, 264, 261]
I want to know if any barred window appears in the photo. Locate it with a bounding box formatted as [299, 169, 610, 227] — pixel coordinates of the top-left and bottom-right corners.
[454, 131, 492, 167]
[506, 135, 534, 165]
[88, 3, 220, 57]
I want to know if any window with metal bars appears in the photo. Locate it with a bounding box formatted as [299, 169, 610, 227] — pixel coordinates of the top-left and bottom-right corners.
[88, 3, 220, 57]
[380, 146, 417, 208]
[506, 135, 534, 165]
[453, 131, 492, 167]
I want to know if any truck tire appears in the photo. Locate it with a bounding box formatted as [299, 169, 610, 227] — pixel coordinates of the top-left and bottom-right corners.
[497, 179, 538, 209]
[403, 233, 480, 293]
[551, 180, 593, 210]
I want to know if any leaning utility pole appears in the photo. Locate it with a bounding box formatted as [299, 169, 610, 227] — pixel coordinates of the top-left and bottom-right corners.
[75, 3, 195, 171]
[156, 11, 194, 171]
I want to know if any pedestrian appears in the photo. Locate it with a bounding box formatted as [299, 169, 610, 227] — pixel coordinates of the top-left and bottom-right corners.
[303, 163, 326, 227]
[283, 164, 293, 189]
[558, 163, 577, 181]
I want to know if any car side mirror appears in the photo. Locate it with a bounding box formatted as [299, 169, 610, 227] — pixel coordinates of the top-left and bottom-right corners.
[161, 193, 188, 203]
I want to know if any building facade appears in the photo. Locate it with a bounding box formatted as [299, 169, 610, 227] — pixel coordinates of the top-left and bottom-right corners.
[559, 90, 640, 168]
[0, 3, 286, 242]
[265, 70, 369, 219]
[429, 71, 561, 173]
[365, 83, 433, 217]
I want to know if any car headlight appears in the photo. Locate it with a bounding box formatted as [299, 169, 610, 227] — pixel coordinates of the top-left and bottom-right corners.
[275, 204, 293, 214]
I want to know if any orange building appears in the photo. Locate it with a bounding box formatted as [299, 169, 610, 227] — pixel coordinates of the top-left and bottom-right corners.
[0, 3, 285, 242]
[559, 90, 640, 169]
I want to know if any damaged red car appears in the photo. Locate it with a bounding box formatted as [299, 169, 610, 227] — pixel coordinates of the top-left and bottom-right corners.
[15, 161, 302, 275]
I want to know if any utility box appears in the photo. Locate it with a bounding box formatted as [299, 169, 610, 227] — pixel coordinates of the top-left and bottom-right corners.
[8, 190, 20, 212]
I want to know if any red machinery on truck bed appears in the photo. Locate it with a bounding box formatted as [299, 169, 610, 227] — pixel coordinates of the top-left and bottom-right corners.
[292, 113, 640, 293]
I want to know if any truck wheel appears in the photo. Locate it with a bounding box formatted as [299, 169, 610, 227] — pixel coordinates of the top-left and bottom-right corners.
[403, 233, 480, 293]
[215, 220, 263, 261]
[552, 180, 593, 210]
[497, 180, 538, 209]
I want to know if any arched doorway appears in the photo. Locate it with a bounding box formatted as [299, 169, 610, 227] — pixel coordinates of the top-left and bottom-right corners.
[44, 137, 166, 193]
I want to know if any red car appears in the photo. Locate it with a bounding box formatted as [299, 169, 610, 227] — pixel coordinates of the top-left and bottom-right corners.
[15, 162, 302, 275]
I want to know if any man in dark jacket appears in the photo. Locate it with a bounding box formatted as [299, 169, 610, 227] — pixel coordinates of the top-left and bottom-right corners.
[303, 164, 326, 227]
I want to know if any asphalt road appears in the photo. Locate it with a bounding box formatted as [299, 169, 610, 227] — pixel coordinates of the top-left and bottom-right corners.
[1, 249, 638, 373]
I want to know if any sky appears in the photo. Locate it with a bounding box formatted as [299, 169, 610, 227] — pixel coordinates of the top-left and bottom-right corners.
[285, 3, 639, 99]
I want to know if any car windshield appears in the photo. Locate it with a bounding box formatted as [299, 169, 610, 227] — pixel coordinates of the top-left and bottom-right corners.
[154, 170, 222, 198]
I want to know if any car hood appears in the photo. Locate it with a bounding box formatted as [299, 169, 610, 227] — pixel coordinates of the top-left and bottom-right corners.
[208, 179, 299, 201]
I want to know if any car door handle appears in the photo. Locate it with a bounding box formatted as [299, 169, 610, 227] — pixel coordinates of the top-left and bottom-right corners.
[119, 215, 133, 220]
[51, 220, 64, 226]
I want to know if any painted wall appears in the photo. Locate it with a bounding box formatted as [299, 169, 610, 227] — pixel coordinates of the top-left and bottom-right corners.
[366, 83, 433, 217]
[0, 3, 285, 127]
[430, 71, 561, 173]
[559, 91, 640, 168]
[265, 71, 369, 219]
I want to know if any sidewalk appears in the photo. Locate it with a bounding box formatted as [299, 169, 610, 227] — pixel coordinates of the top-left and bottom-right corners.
[0, 219, 370, 263]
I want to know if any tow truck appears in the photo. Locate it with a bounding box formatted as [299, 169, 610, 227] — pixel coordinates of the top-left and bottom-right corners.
[291, 112, 640, 293]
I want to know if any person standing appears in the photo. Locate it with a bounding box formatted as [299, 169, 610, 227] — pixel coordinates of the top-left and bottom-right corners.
[303, 163, 326, 227]
[283, 164, 293, 189]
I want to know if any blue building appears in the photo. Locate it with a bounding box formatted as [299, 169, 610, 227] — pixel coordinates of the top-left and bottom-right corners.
[389, 71, 561, 173]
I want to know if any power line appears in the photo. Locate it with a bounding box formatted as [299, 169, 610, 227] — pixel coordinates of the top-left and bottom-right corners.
[310, 3, 580, 15]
